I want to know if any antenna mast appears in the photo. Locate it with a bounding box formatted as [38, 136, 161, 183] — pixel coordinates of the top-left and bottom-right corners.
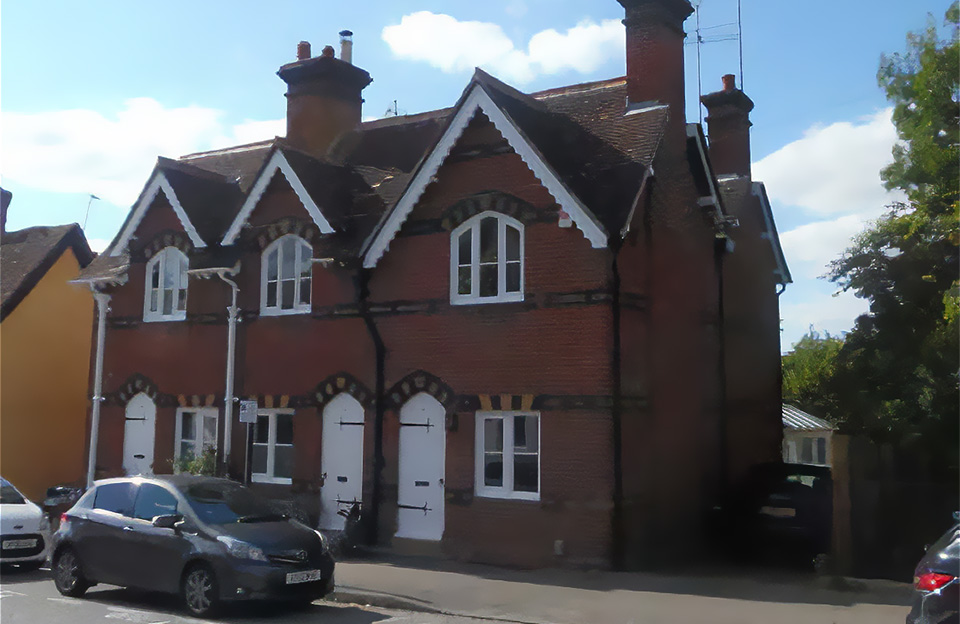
[738, 0, 744, 89]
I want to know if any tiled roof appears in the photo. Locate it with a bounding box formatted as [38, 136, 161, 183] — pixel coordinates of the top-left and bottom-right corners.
[106, 70, 673, 259]
[782, 404, 835, 431]
[1, 224, 94, 321]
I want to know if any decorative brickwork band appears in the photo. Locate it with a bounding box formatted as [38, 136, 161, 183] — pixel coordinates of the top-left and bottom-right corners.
[457, 393, 647, 412]
[440, 191, 540, 231]
[243, 394, 311, 409]
[312, 372, 373, 408]
[135, 230, 194, 261]
[106, 373, 178, 407]
[251, 217, 321, 251]
[386, 370, 456, 412]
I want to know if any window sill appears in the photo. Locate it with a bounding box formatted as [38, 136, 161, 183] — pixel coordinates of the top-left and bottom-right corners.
[259, 307, 311, 317]
[451, 293, 524, 306]
[251, 475, 293, 485]
[474, 488, 540, 502]
[143, 313, 187, 323]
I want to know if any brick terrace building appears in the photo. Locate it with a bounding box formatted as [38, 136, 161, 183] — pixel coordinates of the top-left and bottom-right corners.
[79, 0, 790, 568]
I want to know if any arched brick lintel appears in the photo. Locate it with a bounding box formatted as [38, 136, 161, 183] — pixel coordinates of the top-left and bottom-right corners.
[313, 372, 374, 409]
[386, 370, 456, 413]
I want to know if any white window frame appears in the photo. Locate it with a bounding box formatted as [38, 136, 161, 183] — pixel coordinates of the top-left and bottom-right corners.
[143, 247, 188, 322]
[174, 408, 219, 462]
[252, 409, 294, 485]
[450, 212, 524, 305]
[260, 234, 312, 316]
[474, 411, 540, 501]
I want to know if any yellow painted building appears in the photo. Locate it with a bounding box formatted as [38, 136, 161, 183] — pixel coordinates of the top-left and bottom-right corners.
[1, 204, 95, 501]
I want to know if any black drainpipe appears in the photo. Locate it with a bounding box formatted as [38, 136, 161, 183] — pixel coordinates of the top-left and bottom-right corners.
[357, 267, 386, 546]
[714, 237, 729, 490]
[610, 240, 625, 570]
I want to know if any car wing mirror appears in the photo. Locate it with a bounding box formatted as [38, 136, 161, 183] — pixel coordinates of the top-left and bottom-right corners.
[953, 510, 959, 523]
[152, 514, 183, 529]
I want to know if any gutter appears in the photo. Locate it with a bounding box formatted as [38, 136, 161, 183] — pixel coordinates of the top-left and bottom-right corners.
[357, 267, 386, 546]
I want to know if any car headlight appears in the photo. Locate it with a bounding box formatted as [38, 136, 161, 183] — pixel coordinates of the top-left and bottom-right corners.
[313, 529, 329, 554]
[216, 535, 268, 561]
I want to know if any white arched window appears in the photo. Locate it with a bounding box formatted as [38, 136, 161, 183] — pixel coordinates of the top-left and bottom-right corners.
[144, 247, 188, 322]
[261, 235, 312, 315]
[450, 212, 523, 304]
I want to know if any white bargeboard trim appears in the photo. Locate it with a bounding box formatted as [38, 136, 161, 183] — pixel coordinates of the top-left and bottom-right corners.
[111, 171, 206, 257]
[221, 150, 334, 246]
[362, 84, 608, 268]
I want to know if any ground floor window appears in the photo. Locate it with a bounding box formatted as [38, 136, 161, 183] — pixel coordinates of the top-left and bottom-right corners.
[253, 409, 294, 484]
[175, 408, 218, 462]
[475, 411, 540, 500]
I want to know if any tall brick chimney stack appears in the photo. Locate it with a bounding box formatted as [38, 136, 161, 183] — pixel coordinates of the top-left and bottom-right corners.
[278, 35, 371, 158]
[700, 74, 755, 178]
[618, 0, 693, 128]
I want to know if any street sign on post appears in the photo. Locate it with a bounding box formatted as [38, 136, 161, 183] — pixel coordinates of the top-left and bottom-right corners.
[238, 400, 259, 424]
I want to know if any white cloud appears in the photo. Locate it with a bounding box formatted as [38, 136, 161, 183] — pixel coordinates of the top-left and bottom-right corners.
[753, 108, 904, 218]
[1, 99, 282, 208]
[382, 12, 623, 84]
[779, 214, 871, 279]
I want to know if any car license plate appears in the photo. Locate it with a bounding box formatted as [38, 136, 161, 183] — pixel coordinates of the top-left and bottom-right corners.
[286, 569, 323, 585]
[760, 506, 796, 518]
[2, 538, 37, 550]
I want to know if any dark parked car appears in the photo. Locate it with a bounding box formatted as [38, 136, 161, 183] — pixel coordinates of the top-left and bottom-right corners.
[51, 475, 334, 617]
[711, 462, 833, 564]
[906, 512, 959, 624]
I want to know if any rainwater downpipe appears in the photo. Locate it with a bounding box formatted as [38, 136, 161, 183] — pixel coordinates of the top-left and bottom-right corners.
[217, 270, 239, 474]
[357, 267, 386, 546]
[86, 291, 111, 488]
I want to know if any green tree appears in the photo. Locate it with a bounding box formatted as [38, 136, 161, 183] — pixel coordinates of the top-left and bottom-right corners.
[782, 329, 844, 422]
[824, 3, 959, 467]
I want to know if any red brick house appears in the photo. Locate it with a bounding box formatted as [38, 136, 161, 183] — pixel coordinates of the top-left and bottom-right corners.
[79, 0, 790, 568]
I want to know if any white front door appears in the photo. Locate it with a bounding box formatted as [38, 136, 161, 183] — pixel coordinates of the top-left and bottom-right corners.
[395, 393, 445, 541]
[123, 393, 156, 476]
[320, 394, 365, 531]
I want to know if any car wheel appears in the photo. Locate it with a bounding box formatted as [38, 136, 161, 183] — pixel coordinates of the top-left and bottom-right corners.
[182, 564, 219, 618]
[53, 548, 89, 597]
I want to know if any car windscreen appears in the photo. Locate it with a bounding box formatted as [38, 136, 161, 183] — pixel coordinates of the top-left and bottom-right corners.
[181, 483, 286, 525]
[0, 479, 26, 505]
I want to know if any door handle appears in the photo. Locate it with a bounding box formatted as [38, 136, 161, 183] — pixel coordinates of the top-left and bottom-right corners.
[122, 526, 134, 532]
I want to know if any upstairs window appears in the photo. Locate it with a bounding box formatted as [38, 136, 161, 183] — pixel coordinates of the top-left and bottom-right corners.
[144, 247, 188, 322]
[261, 235, 312, 316]
[451, 213, 523, 305]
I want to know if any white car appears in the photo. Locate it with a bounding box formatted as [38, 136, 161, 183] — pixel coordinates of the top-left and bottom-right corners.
[0, 477, 50, 569]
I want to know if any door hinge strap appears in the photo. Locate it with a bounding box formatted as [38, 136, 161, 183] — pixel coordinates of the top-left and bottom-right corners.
[339, 421, 365, 426]
[397, 502, 432, 514]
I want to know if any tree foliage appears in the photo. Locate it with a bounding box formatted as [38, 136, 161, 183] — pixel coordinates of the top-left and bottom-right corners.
[785, 4, 959, 470]
[782, 329, 844, 420]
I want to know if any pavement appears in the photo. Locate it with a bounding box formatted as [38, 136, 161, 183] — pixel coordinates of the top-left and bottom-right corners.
[332, 553, 914, 624]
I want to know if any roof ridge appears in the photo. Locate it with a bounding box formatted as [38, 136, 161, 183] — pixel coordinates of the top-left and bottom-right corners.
[358, 107, 453, 131]
[180, 138, 277, 161]
[532, 76, 626, 99]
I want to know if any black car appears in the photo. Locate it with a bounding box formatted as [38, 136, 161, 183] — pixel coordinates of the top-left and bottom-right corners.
[711, 462, 833, 564]
[51, 475, 334, 617]
[906, 512, 959, 624]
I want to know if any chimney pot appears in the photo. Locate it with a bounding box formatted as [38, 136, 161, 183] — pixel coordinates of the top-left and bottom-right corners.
[339, 29, 354, 65]
[321, 45, 335, 58]
[297, 41, 311, 61]
[722, 73, 736, 91]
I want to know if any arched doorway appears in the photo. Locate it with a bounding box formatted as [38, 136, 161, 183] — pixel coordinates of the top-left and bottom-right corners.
[396, 393, 445, 541]
[123, 392, 156, 475]
[319, 394, 365, 531]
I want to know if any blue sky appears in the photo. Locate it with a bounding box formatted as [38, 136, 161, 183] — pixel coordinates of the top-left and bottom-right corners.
[1, 0, 953, 351]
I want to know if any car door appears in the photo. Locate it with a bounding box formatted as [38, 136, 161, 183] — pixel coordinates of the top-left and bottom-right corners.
[75, 482, 139, 585]
[124, 483, 192, 594]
